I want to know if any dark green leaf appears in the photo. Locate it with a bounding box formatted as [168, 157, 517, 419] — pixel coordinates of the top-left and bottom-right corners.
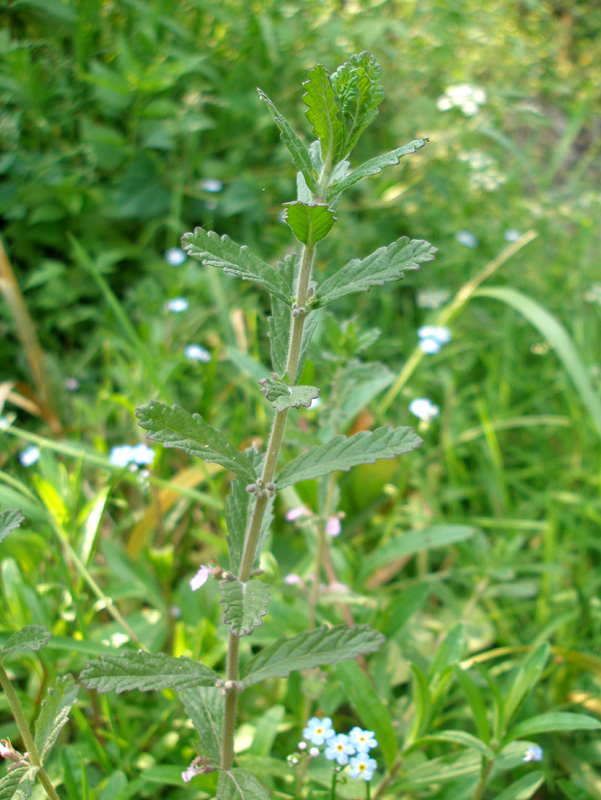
[219, 579, 270, 637]
[429, 623, 467, 677]
[257, 89, 317, 193]
[80, 650, 220, 694]
[504, 642, 550, 725]
[180, 687, 224, 762]
[181, 227, 291, 305]
[406, 663, 432, 745]
[453, 665, 491, 744]
[330, 52, 385, 156]
[0, 626, 50, 661]
[226, 477, 251, 575]
[136, 400, 257, 484]
[282, 202, 336, 246]
[217, 768, 270, 800]
[242, 624, 385, 686]
[557, 779, 600, 800]
[302, 64, 345, 166]
[277, 425, 422, 489]
[327, 139, 429, 200]
[494, 772, 544, 800]
[0, 509, 25, 543]
[504, 712, 601, 744]
[34, 675, 79, 762]
[0, 767, 38, 800]
[315, 238, 437, 307]
[259, 377, 319, 412]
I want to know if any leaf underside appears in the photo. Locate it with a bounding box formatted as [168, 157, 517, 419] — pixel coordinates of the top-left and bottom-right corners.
[79, 650, 219, 694]
[276, 425, 423, 489]
[180, 687, 224, 762]
[0, 508, 25, 543]
[0, 626, 50, 662]
[316, 237, 437, 307]
[260, 378, 319, 412]
[0, 766, 38, 800]
[136, 400, 257, 484]
[242, 624, 385, 686]
[282, 201, 337, 246]
[220, 579, 270, 637]
[34, 675, 79, 762]
[217, 768, 270, 800]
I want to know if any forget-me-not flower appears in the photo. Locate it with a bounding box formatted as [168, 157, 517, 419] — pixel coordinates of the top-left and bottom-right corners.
[418, 325, 452, 354]
[455, 230, 479, 248]
[19, 446, 40, 467]
[165, 247, 187, 267]
[200, 179, 223, 193]
[109, 444, 155, 468]
[303, 717, 336, 746]
[349, 754, 378, 781]
[523, 745, 543, 763]
[184, 344, 211, 363]
[165, 297, 189, 313]
[349, 727, 378, 752]
[324, 733, 355, 766]
[409, 398, 440, 422]
[504, 229, 522, 242]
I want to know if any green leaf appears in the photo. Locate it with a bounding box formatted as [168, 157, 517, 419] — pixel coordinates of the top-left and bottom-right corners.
[0, 766, 38, 800]
[259, 377, 319, 412]
[494, 772, 545, 800]
[268, 255, 296, 377]
[302, 64, 345, 166]
[181, 227, 291, 305]
[315, 238, 437, 308]
[0, 626, 50, 661]
[34, 674, 79, 762]
[413, 730, 495, 760]
[330, 52, 385, 156]
[335, 659, 398, 770]
[327, 138, 429, 201]
[282, 202, 337, 246]
[504, 642, 550, 725]
[276, 425, 422, 489]
[226, 479, 251, 576]
[79, 650, 220, 694]
[136, 400, 257, 484]
[0, 509, 25, 543]
[219, 579, 270, 637]
[242, 624, 385, 686]
[429, 623, 467, 677]
[557, 779, 600, 800]
[359, 525, 477, 581]
[257, 89, 317, 193]
[405, 663, 432, 746]
[504, 712, 601, 744]
[217, 768, 270, 800]
[179, 687, 224, 762]
[453, 665, 491, 744]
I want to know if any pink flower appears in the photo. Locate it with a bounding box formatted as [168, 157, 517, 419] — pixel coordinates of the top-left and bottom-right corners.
[325, 516, 341, 537]
[286, 506, 312, 522]
[190, 565, 212, 591]
[284, 573, 304, 586]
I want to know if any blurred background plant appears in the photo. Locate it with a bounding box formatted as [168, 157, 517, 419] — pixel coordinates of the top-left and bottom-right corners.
[1, 1, 601, 798]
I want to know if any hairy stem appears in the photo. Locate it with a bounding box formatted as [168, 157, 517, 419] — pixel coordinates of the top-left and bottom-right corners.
[0, 664, 62, 800]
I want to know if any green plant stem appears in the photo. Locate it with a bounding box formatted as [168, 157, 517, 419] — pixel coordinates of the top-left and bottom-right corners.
[219, 240, 317, 771]
[330, 768, 338, 800]
[0, 664, 61, 800]
[471, 759, 493, 800]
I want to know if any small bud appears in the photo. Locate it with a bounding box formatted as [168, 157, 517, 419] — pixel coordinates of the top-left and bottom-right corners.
[309, 747, 320, 758]
[214, 680, 224, 688]
[270, 372, 279, 380]
[298, 741, 307, 751]
[246, 484, 257, 493]
[258, 378, 267, 385]
[265, 482, 276, 491]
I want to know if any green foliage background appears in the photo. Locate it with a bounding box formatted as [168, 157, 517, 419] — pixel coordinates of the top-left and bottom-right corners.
[1, 1, 601, 798]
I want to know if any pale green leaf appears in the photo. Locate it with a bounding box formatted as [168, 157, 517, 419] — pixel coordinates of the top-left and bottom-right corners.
[504, 642, 550, 724]
[242, 624, 385, 686]
[219, 579, 270, 637]
[259, 377, 319, 412]
[429, 623, 467, 676]
[0, 509, 25, 543]
[136, 400, 257, 484]
[0, 767, 38, 800]
[327, 138, 429, 200]
[406, 663, 432, 745]
[302, 64, 345, 165]
[181, 227, 291, 305]
[505, 712, 601, 744]
[557, 779, 600, 800]
[414, 730, 495, 760]
[276, 425, 422, 489]
[268, 255, 296, 377]
[335, 659, 397, 769]
[0, 626, 50, 661]
[282, 201, 337, 246]
[330, 52, 385, 156]
[226, 474, 251, 575]
[79, 650, 219, 693]
[494, 772, 545, 800]
[180, 687, 224, 762]
[315, 237, 437, 307]
[34, 674, 79, 761]
[453, 665, 491, 744]
[217, 768, 270, 800]
[257, 89, 317, 193]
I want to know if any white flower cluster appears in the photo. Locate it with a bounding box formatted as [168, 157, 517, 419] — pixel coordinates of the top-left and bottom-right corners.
[418, 325, 452, 355]
[109, 443, 155, 468]
[437, 84, 486, 116]
[300, 717, 378, 781]
[409, 398, 439, 422]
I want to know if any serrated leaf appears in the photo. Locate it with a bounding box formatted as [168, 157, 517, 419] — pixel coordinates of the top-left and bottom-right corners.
[331, 52, 385, 156]
[180, 687, 224, 762]
[494, 772, 544, 800]
[0, 626, 50, 661]
[302, 64, 345, 166]
[79, 650, 219, 694]
[268, 299, 289, 377]
[34, 674, 79, 762]
[257, 89, 317, 193]
[276, 425, 422, 489]
[181, 227, 291, 305]
[217, 768, 270, 800]
[259, 377, 319, 412]
[0, 766, 38, 800]
[327, 138, 429, 201]
[504, 712, 601, 744]
[219, 579, 270, 637]
[315, 237, 437, 307]
[0, 509, 25, 543]
[242, 624, 385, 686]
[282, 202, 336, 246]
[136, 400, 257, 484]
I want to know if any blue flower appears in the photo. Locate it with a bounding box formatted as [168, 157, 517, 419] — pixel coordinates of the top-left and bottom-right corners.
[109, 444, 155, 468]
[348, 727, 378, 753]
[349, 754, 378, 781]
[19, 445, 40, 467]
[184, 344, 211, 363]
[409, 398, 439, 421]
[200, 179, 223, 193]
[418, 325, 452, 354]
[523, 745, 543, 763]
[324, 733, 355, 766]
[303, 717, 336, 746]
[419, 337, 441, 354]
[455, 230, 479, 248]
[164, 247, 187, 266]
[165, 297, 189, 313]
[504, 229, 522, 242]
